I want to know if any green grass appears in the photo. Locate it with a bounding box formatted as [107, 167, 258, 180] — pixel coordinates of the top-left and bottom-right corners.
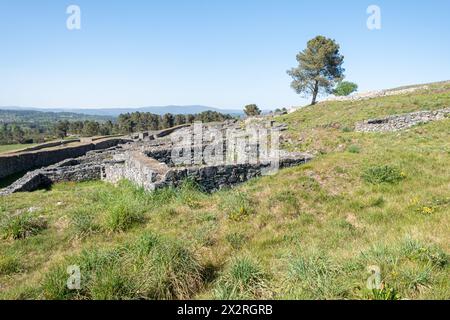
[40, 232, 203, 300]
[0, 143, 37, 154]
[0, 213, 47, 240]
[214, 256, 269, 299]
[362, 165, 405, 184]
[0, 82, 449, 300]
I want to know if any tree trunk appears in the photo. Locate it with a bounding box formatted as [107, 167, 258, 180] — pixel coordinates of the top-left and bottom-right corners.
[311, 81, 319, 105]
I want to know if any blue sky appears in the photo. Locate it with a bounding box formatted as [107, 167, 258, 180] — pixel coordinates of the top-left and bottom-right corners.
[0, 0, 449, 110]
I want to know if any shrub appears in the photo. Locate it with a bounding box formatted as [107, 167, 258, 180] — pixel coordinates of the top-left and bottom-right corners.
[0, 214, 47, 240]
[244, 104, 262, 117]
[347, 145, 361, 154]
[214, 256, 268, 299]
[342, 126, 353, 133]
[362, 165, 405, 184]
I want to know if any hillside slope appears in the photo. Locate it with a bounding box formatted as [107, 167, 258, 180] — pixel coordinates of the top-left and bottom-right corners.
[0, 82, 449, 300]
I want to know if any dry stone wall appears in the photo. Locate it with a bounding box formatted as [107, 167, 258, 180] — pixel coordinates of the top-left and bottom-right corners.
[0, 138, 129, 180]
[159, 154, 312, 192]
[355, 108, 450, 132]
[1, 122, 313, 195]
[0, 148, 120, 195]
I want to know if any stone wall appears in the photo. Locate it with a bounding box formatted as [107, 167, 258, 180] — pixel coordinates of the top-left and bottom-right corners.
[355, 108, 450, 132]
[103, 152, 162, 191]
[324, 85, 429, 103]
[160, 156, 310, 192]
[1, 121, 313, 196]
[6, 139, 82, 153]
[102, 149, 312, 193]
[0, 138, 130, 180]
[0, 148, 120, 196]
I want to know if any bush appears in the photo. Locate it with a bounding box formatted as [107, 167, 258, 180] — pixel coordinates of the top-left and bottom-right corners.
[362, 165, 405, 184]
[214, 256, 268, 299]
[347, 145, 361, 154]
[0, 214, 47, 240]
[341, 126, 353, 133]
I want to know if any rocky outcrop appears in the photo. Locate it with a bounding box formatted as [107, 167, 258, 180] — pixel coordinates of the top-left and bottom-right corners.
[355, 108, 450, 132]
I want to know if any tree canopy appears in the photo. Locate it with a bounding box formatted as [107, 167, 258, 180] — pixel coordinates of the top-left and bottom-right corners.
[333, 81, 358, 96]
[244, 104, 262, 117]
[287, 36, 345, 105]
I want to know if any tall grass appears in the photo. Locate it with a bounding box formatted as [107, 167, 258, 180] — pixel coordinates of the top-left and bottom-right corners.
[41, 232, 204, 300]
[286, 252, 348, 299]
[0, 213, 47, 240]
[214, 256, 269, 299]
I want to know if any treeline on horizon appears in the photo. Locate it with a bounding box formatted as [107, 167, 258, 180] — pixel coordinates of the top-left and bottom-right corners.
[0, 110, 233, 145]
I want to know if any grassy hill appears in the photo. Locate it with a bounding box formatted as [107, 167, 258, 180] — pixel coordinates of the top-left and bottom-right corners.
[0, 82, 449, 300]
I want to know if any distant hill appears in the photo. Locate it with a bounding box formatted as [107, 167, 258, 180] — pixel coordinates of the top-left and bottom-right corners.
[0, 109, 114, 124]
[0, 105, 244, 117]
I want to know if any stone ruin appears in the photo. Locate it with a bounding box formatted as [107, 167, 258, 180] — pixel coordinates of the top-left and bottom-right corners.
[355, 108, 450, 132]
[0, 120, 312, 195]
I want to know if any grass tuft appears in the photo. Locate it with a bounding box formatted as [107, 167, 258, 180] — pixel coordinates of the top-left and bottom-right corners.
[219, 192, 255, 221]
[362, 165, 405, 184]
[0, 214, 47, 240]
[214, 256, 269, 299]
[41, 232, 204, 300]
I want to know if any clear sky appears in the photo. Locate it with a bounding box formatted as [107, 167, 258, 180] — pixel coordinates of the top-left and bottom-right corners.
[0, 0, 449, 110]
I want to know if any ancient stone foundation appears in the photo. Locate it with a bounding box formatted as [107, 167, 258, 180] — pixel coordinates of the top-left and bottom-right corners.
[0, 148, 119, 195]
[355, 108, 450, 132]
[0, 138, 130, 180]
[102, 148, 311, 192]
[0, 121, 312, 195]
